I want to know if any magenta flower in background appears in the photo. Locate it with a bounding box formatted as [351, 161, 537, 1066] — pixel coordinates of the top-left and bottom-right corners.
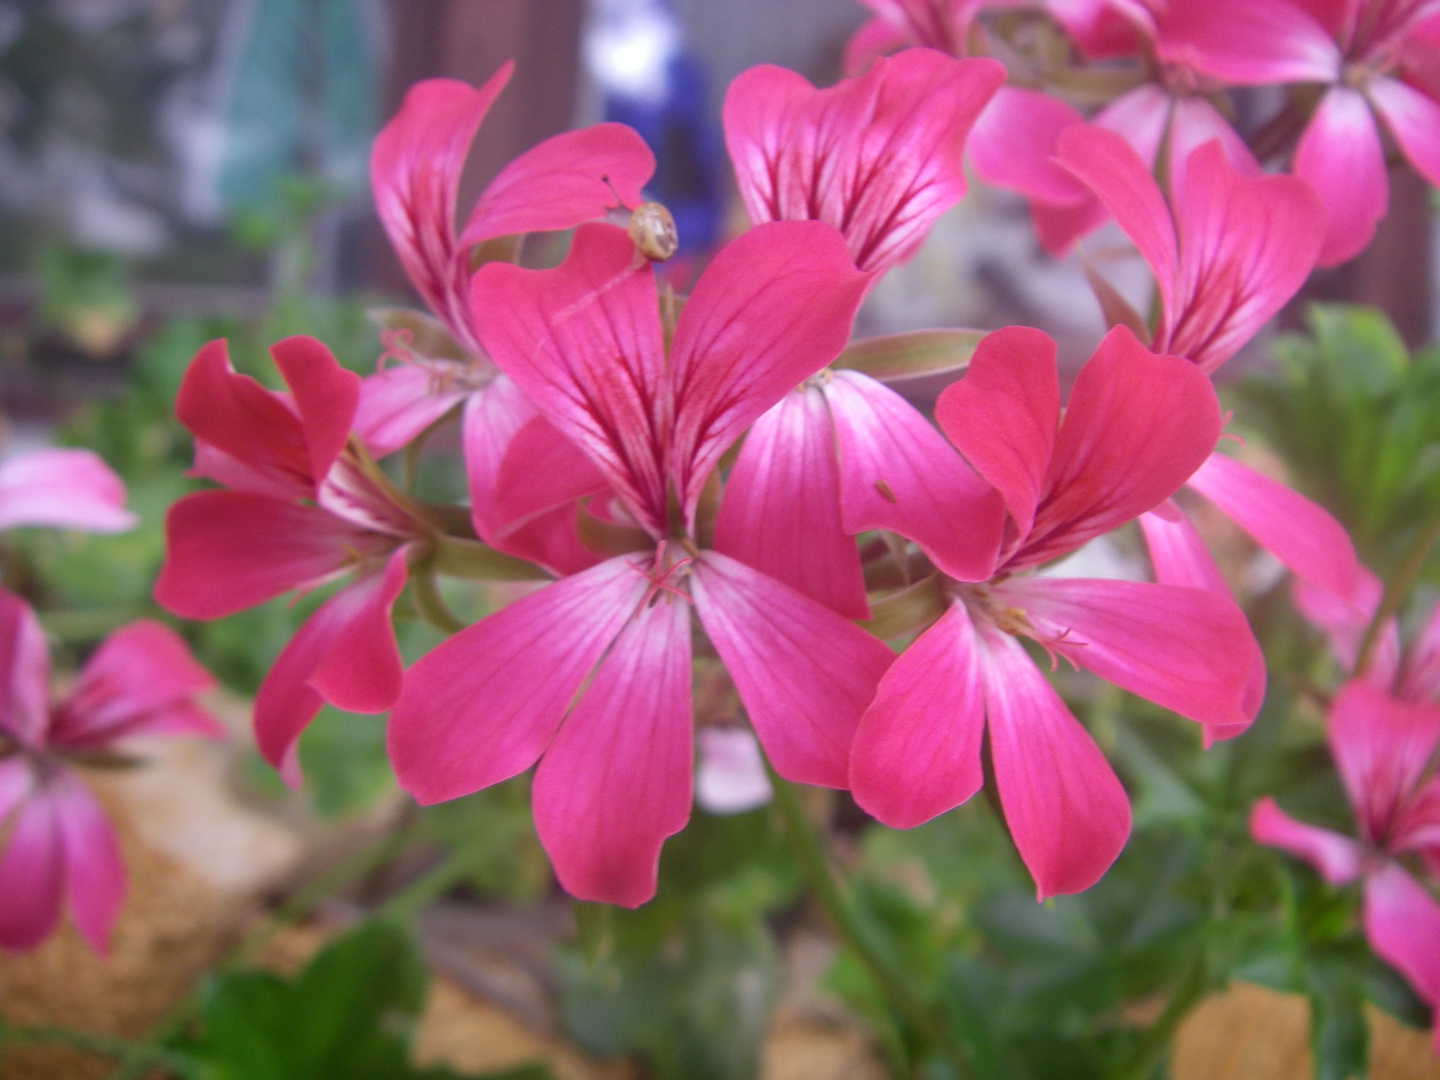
[0, 448, 136, 534]
[1252, 680, 1440, 1051]
[0, 589, 220, 952]
[388, 221, 895, 908]
[849, 325, 1257, 898]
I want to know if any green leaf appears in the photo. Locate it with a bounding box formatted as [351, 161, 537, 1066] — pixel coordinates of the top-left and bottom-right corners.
[1307, 958, 1368, 1080]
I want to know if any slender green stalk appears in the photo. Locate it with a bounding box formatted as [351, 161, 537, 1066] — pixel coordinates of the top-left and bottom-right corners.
[376, 845, 484, 924]
[1355, 499, 1440, 676]
[409, 562, 466, 635]
[0, 1021, 185, 1071]
[765, 763, 972, 1080]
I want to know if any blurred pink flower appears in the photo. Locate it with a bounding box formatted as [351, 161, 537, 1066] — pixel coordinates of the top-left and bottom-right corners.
[0, 447, 136, 534]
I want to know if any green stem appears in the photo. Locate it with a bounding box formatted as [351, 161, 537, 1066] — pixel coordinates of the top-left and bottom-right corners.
[1355, 499, 1440, 677]
[376, 845, 485, 924]
[409, 562, 466, 635]
[765, 763, 972, 1080]
[0, 1022, 184, 1071]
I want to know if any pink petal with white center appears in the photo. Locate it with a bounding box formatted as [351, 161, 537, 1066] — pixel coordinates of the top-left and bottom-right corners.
[268, 336, 361, 482]
[1327, 680, 1440, 846]
[690, 551, 894, 789]
[1369, 75, 1440, 188]
[532, 593, 692, 907]
[995, 576, 1256, 732]
[471, 224, 669, 536]
[969, 87, 1092, 205]
[723, 49, 1005, 274]
[0, 448, 136, 534]
[0, 757, 33, 826]
[460, 123, 654, 248]
[696, 728, 773, 814]
[51, 620, 219, 749]
[155, 490, 382, 619]
[1158, 0, 1343, 83]
[976, 618, 1131, 899]
[935, 325, 1059, 538]
[388, 554, 650, 804]
[0, 589, 53, 750]
[1161, 141, 1324, 371]
[0, 785, 64, 950]
[371, 70, 510, 355]
[1249, 796, 1366, 884]
[354, 362, 470, 460]
[1021, 327, 1221, 566]
[1400, 597, 1440, 701]
[254, 547, 410, 783]
[668, 222, 868, 526]
[1363, 862, 1440, 1006]
[712, 387, 870, 620]
[827, 370, 1004, 583]
[1186, 452, 1360, 599]
[1294, 87, 1389, 267]
[50, 769, 124, 953]
[851, 601, 987, 828]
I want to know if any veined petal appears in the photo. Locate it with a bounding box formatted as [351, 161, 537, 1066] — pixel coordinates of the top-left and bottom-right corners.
[0, 448, 136, 534]
[669, 222, 868, 527]
[1327, 680, 1440, 846]
[976, 618, 1131, 899]
[388, 554, 650, 804]
[471, 224, 669, 536]
[0, 784, 64, 950]
[828, 370, 1003, 581]
[969, 87, 1091, 205]
[50, 770, 124, 954]
[712, 387, 870, 620]
[269, 336, 361, 482]
[996, 576, 1256, 731]
[1368, 76, 1440, 188]
[1186, 452, 1360, 599]
[0, 589, 52, 750]
[460, 123, 655, 247]
[354, 362, 470, 461]
[935, 325, 1059, 538]
[1249, 797, 1366, 884]
[532, 593, 692, 907]
[1294, 87, 1389, 267]
[851, 601, 986, 828]
[691, 552, 894, 789]
[1363, 863, 1440, 1007]
[1158, 0, 1343, 84]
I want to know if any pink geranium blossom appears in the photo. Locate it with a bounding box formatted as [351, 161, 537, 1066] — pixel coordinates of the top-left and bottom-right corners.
[1252, 680, 1440, 1052]
[0, 448, 136, 534]
[0, 589, 220, 952]
[388, 221, 895, 908]
[850, 325, 1257, 898]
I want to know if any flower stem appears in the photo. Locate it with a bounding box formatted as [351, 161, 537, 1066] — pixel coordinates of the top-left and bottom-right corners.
[1355, 499, 1440, 677]
[0, 1021, 184, 1072]
[764, 762, 972, 1080]
[409, 561, 466, 635]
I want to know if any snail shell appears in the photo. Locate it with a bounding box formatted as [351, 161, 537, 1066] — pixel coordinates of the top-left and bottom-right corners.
[628, 201, 679, 262]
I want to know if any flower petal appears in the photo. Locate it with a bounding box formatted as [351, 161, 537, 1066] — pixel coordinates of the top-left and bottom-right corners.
[691, 551, 894, 789]
[977, 619, 1131, 899]
[696, 728, 773, 814]
[0, 589, 52, 749]
[0, 449, 136, 534]
[1294, 87, 1389, 267]
[1158, 0, 1342, 83]
[490, 416, 611, 542]
[851, 601, 986, 828]
[50, 770, 124, 954]
[388, 554, 649, 804]
[268, 336, 362, 483]
[1400, 597, 1440, 701]
[1249, 796, 1365, 884]
[1327, 680, 1440, 846]
[354, 362, 469, 461]
[1291, 568, 1402, 686]
[1363, 862, 1440, 1006]
[1368, 75, 1440, 189]
[0, 783, 64, 951]
[969, 86, 1091, 205]
[532, 593, 692, 907]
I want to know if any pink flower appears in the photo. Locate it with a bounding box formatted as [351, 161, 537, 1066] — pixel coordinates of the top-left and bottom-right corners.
[0, 589, 220, 952]
[0, 448, 136, 534]
[388, 221, 894, 907]
[724, 47, 1004, 276]
[849, 325, 1257, 898]
[1252, 680, 1440, 1053]
[154, 337, 429, 783]
[1161, 0, 1440, 264]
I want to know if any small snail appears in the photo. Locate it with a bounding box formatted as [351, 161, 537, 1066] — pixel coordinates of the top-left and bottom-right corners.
[628, 201, 679, 262]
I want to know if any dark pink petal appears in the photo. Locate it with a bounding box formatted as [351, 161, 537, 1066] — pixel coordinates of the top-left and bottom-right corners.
[50, 769, 124, 954]
[1186, 452, 1360, 599]
[471, 224, 669, 536]
[842, 16, 911, 73]
[0, 449, 136, 534]
[1363, 862, 1440, 1006]
[460, 123, 654, 248]
[155, 490, 380, 619]
[712, 387, 870, 620]
[532, 593, 692, 907]
[1369, 76, 1440, 188]
[1400, 597, 1440, 701]
[493, 503, 601, 578]
[52, 620, 219, 749]
[976, 618, 1131, 899]
[1022, 327, 1221, 566]
[461, 375, 541, 542]
[354, 362, 470, 461]
[0, 589, 53, 749]
[1158, 0, 1342, 83]
[1031, 195, 1111, 257]
[995, 576, 1256, 732]
[1327, 680, 1440, 846]
[490, 415, 611, 541]
[371, 70, 510, 355]
[969, 87, 1091, 205]
[690, 552, 894, 789]
[723, 49, 1005, 273]
[1294, 87, 1389, 267]
[935, 325, 1059, 538]
[669, 222, 868, 526]
[1048, 0, 1144, 57]
[0, 784, 64, 950]
[175, 340, 313, 498]
[388, 554, 650, 804]
[268, 336, 361, 482]
[254, 548, 410, 782]
[850, 601, 986, 828]
[0, 757, 33, 828]
[827, 370, 1004, 583]
[1167, 98, 1262, 190]
[1249, 796, 1366, 884]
